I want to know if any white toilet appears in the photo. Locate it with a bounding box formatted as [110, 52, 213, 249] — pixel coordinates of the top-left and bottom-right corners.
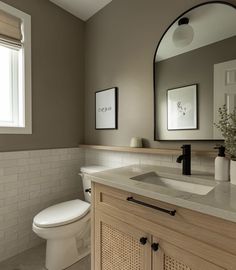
[32, 166, 108, 270]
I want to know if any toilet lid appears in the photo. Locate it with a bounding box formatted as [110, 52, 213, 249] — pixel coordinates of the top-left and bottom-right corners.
[80, 166, 109, 174]
[33, 199, 90, 228]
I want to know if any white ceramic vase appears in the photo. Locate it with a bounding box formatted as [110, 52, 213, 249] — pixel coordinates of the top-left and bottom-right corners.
[230, 159, 236, 185]
[130, 137, 143, 148]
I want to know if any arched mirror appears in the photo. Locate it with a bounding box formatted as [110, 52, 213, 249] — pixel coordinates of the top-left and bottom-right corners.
[154, 2, 236, 141]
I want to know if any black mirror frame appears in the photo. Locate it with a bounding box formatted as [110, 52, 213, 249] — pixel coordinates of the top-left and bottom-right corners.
[153, 1, 235, 142]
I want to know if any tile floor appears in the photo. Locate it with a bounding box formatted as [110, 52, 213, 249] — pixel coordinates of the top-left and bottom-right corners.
[0, 244, 91, 270]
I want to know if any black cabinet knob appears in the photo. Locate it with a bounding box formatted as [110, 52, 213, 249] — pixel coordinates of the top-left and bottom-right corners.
[85, 188, 91, 193]
[139, 237, 147, 245]
[151, 243, 159, 251]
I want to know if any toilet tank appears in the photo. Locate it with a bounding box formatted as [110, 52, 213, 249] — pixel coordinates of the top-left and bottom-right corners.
[80, 166, 109, 203]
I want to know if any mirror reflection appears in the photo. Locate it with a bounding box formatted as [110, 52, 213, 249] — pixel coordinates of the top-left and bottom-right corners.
[154, 2, 236, 141]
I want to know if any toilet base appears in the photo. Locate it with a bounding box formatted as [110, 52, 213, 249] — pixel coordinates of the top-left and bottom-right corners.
[32, 205, 91, 270]
[46, 237, 79, 270]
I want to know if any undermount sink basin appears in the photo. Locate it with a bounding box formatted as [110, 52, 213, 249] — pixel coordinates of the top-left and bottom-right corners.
[130, 172, 216, 195]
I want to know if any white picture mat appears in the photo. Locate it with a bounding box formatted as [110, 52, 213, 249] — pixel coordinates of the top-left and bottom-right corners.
[96, 88, 116, 129]
[167, 85, 197, 130]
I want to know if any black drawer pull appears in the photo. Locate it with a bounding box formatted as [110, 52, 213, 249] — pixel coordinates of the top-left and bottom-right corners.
[127, 197, 176, 216]
[151, 243, 159, 251]
[139, 237, 147, 245]
[85, 188, 91, 194]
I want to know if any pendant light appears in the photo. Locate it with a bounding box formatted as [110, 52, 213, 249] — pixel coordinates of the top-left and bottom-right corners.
[172, 17, 194, 48]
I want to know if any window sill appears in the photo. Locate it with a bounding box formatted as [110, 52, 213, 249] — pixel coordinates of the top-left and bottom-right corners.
[0, 126, 32, 134]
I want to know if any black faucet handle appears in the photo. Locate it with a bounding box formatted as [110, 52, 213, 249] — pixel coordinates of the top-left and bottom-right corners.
[181, 144, 191, 155]
[181, 144, 191, 149]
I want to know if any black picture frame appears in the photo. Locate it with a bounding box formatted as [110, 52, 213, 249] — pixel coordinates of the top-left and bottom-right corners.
[95, 87, 118, 130]
[167, 84, 198, 131]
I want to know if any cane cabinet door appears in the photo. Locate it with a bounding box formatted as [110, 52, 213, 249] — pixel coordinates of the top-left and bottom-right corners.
[152, 236, 225, 270]
[94, 211, 151, 270]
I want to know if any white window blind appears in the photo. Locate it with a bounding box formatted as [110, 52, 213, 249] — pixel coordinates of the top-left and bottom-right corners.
[0, 9, 22, 48]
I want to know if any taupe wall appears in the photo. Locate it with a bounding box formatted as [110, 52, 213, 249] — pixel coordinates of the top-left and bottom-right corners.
[1, 0, 236, 152]
[85, 0, 236, 149]
[156, 36, 236, 140]
[0, 0, 85, 151]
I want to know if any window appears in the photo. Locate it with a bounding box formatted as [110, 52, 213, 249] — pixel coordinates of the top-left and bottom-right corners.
[0, 2, 31, 134]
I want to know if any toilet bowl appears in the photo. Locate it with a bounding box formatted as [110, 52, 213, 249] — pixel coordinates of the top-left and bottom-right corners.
[32, 165, 108, 270]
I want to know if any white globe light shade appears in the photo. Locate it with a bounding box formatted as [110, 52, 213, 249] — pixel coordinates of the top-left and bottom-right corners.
[172, 23, 194, 48]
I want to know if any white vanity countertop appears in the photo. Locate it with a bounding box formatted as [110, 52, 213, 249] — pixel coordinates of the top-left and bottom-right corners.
[88, 165, 236, 223]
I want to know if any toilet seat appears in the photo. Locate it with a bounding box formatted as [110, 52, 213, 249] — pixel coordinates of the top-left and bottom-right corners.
[33, 199, 90, 228]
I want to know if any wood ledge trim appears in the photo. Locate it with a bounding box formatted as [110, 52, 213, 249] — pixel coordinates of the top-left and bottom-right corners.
[79, 144, 217, 157]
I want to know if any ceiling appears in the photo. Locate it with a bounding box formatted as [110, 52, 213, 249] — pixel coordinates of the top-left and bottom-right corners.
[156, 3, 236, 62]
[50, 0, 112, 21]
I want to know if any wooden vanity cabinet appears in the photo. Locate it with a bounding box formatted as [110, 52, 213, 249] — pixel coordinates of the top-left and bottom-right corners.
[91, 183, 236, 270]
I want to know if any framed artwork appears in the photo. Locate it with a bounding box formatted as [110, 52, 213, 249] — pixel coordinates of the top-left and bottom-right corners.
[95, 87, 118, 130]
[167, 84, 198, 130]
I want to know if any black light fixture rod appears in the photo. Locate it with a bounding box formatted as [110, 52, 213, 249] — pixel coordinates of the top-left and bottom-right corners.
[178, 17, 189, 25]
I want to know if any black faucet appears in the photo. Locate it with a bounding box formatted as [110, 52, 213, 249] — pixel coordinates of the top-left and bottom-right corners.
[176, 144, 191, 175]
